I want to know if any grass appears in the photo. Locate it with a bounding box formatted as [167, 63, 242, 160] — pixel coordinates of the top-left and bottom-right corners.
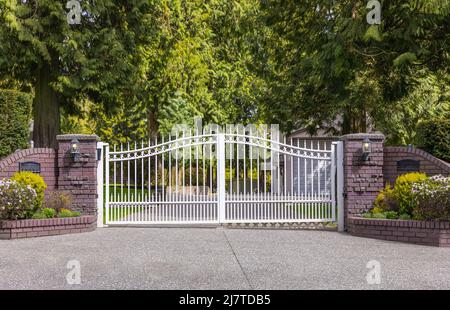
[106, 185, 154, 202]
[103, 185, 152, 222]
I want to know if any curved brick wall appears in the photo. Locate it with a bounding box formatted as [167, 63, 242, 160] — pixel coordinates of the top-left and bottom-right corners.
[0, 215, 96, 239]
[0, 135, 99, 217]
[0, 148, 57, 191]
[384, 146, 450, 185]
[348, 217, 450, 247]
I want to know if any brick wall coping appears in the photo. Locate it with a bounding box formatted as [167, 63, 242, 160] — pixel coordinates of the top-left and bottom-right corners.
[340, 133, 385, 141]
[56, 134, 100, 141]
[348, 217, 450, 229]
[385, 146, 450, 172]
[0, 216, 97, 239]
[0, 215, 96, 229]
[0, 148, 55, 171]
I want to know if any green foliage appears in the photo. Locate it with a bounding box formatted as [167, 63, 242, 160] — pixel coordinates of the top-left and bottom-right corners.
[395, 173, 428, 186]
[31, 211, 46, 219]
[363, 209, 398, 220]
[90, 99, 147, 146]
[372, 173, 450, 221]
[11, 172, 47, 213]
[375, 71, 449, 146]
[53, 0, 266, 143]
[58, 208, 80, 218]
[393, 173, 427, 215]
[393, 52, 417, 68]
[258, 0, 449, 134]
[0, 179, 37, 220]
[416, 118, 450, 162]
[132, 0, 264, 137]
[0, 89, 32, 158]
[373, 185, 398, 212]
[412, 175, 450, 221]
[371, 206, 384, 214]
[399, 214, 412, 220]
[60, 100, 96, 136]
[362, 212, 373, 219]
[41, 207, 57, 219]
[32, 207, 57, 219]
[384, 211, 399, 220]
[372, 213, 387, 219]
[1, 0, 449, 145]
[0, 0, 155, 146]
[363, 25, 382, 42]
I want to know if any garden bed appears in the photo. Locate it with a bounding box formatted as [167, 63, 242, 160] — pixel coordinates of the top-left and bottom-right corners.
[0, 215, 96, 240]
[347, 217, 450, 247]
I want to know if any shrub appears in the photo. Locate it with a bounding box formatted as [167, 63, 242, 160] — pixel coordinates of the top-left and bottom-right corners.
[58, 208, 80, 218]
[393, 172, 427, 215]
[399, 214, 411, 220]
[372, 173, 450, 221]
[41, 207, 57, 218]
[31, 212, 46, 219]
[362, 212, 373, 218]
[11, 172, 47, 213]
[0, 179, 37, 220]
[384, 211, 398, 219]
[373, 185, 398, 212]
[0, 89, 32, 158]
[371, 206, 383, 214]
[416, 118, 450, 162]
[372, 213, 387, 219]
[412, 175, 450, 221]
[45, 191, 72, 213]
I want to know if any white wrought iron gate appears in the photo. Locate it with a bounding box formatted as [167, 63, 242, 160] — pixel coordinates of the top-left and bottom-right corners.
[99, 133, 342, 226]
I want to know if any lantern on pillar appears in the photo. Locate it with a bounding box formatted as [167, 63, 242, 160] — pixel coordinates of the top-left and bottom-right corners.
[362, 137, 371, 161]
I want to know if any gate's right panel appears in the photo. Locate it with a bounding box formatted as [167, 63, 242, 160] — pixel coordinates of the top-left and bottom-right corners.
[223, 134, 335, 224]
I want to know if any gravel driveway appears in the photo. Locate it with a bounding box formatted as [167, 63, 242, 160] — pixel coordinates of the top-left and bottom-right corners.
[0, 227, 449, 289]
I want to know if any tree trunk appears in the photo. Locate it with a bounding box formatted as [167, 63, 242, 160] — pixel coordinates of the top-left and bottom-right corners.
[341, 105, 368, 134]
[342, 109, 352, 134]
[147, 106, 158, 139]
[32, 64, 60, 148]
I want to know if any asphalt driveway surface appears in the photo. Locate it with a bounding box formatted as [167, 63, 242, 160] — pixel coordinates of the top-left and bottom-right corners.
[0, 227, 449, 289]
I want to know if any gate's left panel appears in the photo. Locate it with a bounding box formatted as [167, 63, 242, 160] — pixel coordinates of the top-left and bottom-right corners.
[104, 135, 219, 225]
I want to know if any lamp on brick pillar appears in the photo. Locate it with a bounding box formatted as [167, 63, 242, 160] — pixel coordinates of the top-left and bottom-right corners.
[70, 138, 81, 162]
[340, 133, 385, 230]
[362, 136, 371, 161]
[57, 134, 100, 216]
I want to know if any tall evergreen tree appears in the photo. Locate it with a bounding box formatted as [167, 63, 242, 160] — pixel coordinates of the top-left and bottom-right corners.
[258, 0, 449, 134]
[0, 0, 151, 147]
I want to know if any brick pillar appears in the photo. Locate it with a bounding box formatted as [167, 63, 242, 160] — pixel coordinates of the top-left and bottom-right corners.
[57, 134, 100, 215]
[340, 133, 385, 229]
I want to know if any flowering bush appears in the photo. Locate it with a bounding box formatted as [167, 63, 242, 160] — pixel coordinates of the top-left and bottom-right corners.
[393, 172, 427, 215]
[11, 172, 47, 213]
[412, 175, 450, 221]
[0, 179, 37, 220]
[371, 173, 450, 221]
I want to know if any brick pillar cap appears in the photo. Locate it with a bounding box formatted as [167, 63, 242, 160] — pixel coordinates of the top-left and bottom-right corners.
[56, 134, 100, 142]
[339, 132, 385, 141]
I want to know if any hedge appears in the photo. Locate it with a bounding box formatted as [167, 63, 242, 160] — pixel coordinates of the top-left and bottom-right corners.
[0, 89, 32, 158]
[416, 118, 450, 162]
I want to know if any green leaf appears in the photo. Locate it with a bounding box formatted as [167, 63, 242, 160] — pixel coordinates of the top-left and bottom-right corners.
[393, 52, 417, 67]
[363, 25, 382, 42]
